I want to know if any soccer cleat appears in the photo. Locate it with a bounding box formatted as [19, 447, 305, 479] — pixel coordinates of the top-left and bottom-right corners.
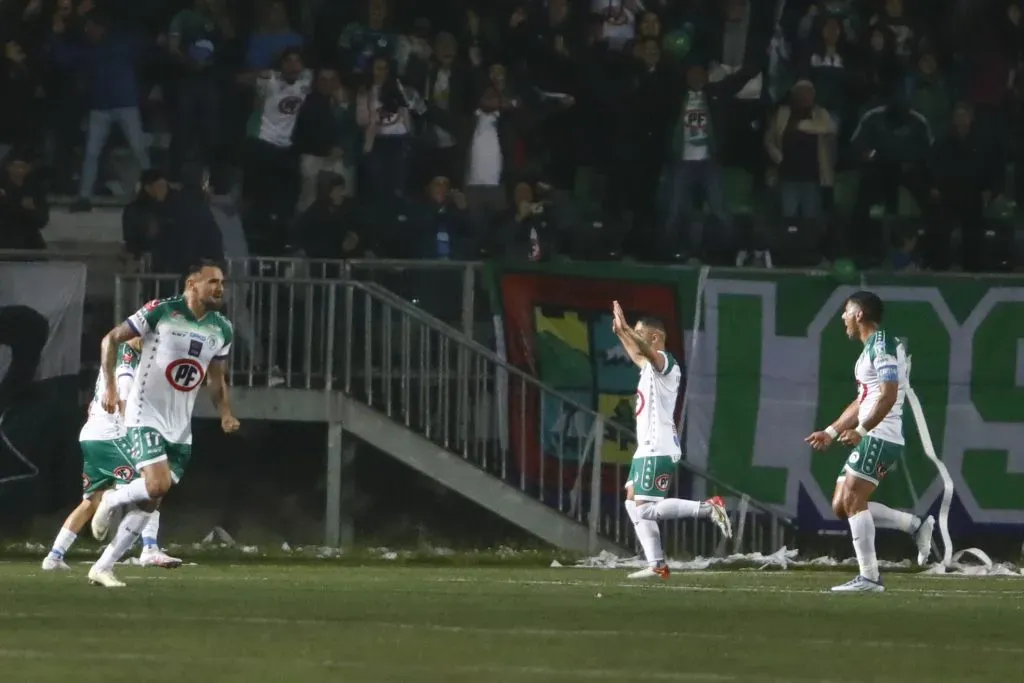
[915, 515, 935, 566]
[139, 548, 182, 569]
[41, 555, 71, 571]
[88, 567, 126, 588]
[830, 575, 885, 593]
[706, 496, 733, 539]
[627, 564, 671, 580]
[91, 491, 116, 541]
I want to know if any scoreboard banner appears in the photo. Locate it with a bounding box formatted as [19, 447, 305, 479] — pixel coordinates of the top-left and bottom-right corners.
[0, 262, 85, 528]
[488, 262, 1024, 533]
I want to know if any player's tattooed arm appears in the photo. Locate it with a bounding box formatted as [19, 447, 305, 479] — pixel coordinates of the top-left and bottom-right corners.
[207, 360, 240, 433]
[99, 322, 139, 413]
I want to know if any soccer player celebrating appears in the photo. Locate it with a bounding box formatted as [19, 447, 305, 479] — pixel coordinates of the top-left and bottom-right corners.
[87, 261, 240, 587]
[806, 291, 935, 593]
[42, 339, 180, 570]
[611, 301, 732, 580]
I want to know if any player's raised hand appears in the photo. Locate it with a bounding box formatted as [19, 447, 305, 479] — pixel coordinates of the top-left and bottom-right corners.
[221, 414, 240, 434]
[101, 384, 119, 414]
[804, 431, 833, 451]
[612, 300, 627, 327]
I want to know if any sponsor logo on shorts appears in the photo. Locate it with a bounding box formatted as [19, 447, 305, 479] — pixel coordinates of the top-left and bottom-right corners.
[165, 358, 206, 391]
[654, 473, 672, 492]
[848, 452, 860, 464]
[144, 300, 160, 312]
[121, 350, 133, 363]
[113, 465, 135, 481]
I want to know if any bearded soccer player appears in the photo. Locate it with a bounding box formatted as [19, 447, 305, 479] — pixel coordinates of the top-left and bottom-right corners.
[87, 261, 240, 587]
[806, 291, 935, 592]
[612, 301, 732, 580]
[42, 338, 180, 570]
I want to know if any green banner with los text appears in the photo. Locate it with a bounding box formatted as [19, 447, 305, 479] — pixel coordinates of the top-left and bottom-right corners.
[490, 263, 1024, 530]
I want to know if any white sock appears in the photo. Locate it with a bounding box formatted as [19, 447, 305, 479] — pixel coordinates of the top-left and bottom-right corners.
[141, 510, 160, 550]
[867, 502, 920, 534]
[630, 503, 665, 566]
[848, 510, 880, 581]
[638, 498, 708, 521]
[48, 527, 77, 559]
[93, 509, 150, 572]
[104, 479, 152, 509]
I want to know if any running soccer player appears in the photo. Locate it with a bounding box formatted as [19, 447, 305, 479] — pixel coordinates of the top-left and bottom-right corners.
[806, 291, 935, 593]
[611, 301, 732, 580]
[87, 261, 239, 587]
[41, 339, 181, 570]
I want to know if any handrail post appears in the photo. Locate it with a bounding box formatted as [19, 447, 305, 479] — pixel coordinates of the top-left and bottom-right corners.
[461, 264, 475, 340]
[325, 283, 337, 391]
[588, 417, 604, 555]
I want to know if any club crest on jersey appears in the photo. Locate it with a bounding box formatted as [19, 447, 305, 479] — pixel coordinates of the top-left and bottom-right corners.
[113, 466, 136, 481]
[654, 474, 672, 492]
[188, 339, 204, 357]
[166, 358, 206, 391]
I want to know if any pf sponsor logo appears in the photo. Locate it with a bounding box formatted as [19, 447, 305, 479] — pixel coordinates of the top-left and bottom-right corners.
[113, 466, 136, 482]
[634, 390, 646, 417]
[165, 358, 206, 391]
[654, 473, 672, 492]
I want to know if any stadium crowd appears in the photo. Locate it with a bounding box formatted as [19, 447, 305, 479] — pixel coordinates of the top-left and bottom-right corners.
[0, 0, 1021, 271]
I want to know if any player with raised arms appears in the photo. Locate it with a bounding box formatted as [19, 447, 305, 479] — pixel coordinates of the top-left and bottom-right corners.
[611, 301, 732, 580]
[87, 261, 240, 587]
[42, 338, 180, 570]
[806, 291, 935, 592]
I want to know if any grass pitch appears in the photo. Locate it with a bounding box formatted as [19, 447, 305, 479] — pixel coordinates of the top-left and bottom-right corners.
[0, 563, 1020, 683]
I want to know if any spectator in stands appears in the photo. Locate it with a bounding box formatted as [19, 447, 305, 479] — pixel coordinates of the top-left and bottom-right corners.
[405, 31, 473, 188]
[51, 12, 150, 213]
[930, 102, 1000, 272]
[907, 51, 952, 139]
[0, 38, 43, 165]
[122, 168, 169, 261]
[871, 0, 920, 64]
[0, 150, 48, 250]
[764, 81, 836, 228]
[245, 0, 303, 71]
[293, 68, 359, 212]
[408, 175, 469, 260]
[849, 93, 934, 260]
[150, 164, 223, 275]
[860, 27, 902, 104]
[463, 85, 507, 253]
[338, 0, 398, 78]
[496, 180, 553, 262]
[356, 55, 418, 205]
[806, 17, 851, 133]
[295, 175, 364, 259]
[664, 63, 757, 262]
[167, 0, 235, 176]
[245, 47, 311, 240]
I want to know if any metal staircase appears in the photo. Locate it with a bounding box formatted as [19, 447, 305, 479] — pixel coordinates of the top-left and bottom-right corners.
[115, 270, 796, 556]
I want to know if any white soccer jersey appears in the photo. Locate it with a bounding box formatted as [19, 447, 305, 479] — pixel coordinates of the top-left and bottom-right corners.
[257, 69, 312, 147]
[124, 297, 233, 445]
[79, 342, 139, 442]
[634, 350, 683, 461]
[854, 330, 907, 445]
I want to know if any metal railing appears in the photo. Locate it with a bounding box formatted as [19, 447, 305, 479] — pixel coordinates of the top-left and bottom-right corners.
[114, 272, 795, 558]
